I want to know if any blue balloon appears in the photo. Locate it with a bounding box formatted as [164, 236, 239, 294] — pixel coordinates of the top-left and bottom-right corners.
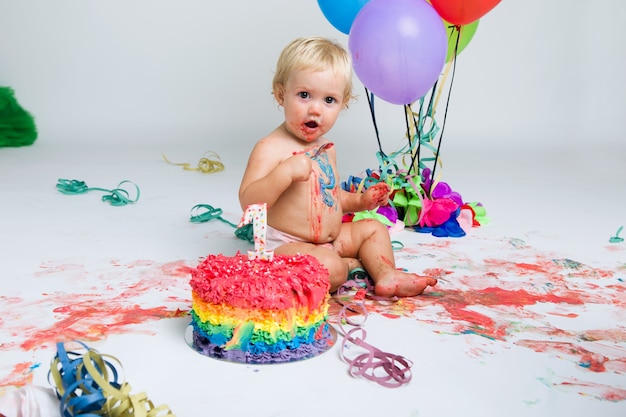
[317, 0, 370, 34]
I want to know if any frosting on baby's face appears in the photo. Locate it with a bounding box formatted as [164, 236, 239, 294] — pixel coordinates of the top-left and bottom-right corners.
[278, 69, 347, 144]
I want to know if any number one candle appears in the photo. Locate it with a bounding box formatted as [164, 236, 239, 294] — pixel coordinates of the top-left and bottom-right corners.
[238, 203, 274, 261]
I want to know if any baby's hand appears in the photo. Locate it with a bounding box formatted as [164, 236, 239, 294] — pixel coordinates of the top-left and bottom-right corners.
[362, 182, 390, 210]
[282, 153, 312, 182]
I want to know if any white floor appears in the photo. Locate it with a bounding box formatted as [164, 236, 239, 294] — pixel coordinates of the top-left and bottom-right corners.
[1, 140, 625, 417]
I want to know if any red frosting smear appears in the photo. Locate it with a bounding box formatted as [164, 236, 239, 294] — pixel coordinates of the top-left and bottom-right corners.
[190, 253, 330, 310]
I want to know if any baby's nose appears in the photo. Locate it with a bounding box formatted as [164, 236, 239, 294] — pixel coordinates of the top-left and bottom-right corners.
[308, 101, 322, 115]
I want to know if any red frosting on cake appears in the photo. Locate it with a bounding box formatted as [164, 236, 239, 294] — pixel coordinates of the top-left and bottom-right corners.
[190, 252, 330, 311]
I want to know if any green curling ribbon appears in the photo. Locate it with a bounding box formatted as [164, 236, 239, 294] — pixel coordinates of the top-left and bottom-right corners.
[56, 179, 140, 206]
[374, 150, 427, 227]
[391, 240, 404, 251]
[190, 204, 236, 226]
[189, 204, 253, 244]
[609, 226, 624, 243]
[234, 223, 254, 243]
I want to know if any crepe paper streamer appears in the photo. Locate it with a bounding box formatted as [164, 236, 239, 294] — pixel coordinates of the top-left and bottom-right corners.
[609, 226, 624, 243]
[464, 202, 489, 226]
[352, 209, 394, 227]
[49, 341, 174, 417]
[161, 151, 224, 174]
[238, 203, 274, 261]
[56, 179, 140, 206]
[0, 86, 37, 147]
[189, 204, 254, 244]
[333, 295, 412, 388]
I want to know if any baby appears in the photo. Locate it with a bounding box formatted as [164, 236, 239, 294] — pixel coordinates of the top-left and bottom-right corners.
[239, 37, 437, 297]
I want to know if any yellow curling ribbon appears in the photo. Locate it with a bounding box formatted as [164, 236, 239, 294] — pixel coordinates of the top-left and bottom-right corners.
[433, 59, 455, 114]
[162, 151, 224, 173]
[49, 342, 174, 417]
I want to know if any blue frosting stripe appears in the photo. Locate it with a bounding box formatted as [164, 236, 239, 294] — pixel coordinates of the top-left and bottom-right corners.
[191, 319, 328, 354]
[191, 324, 333, 364]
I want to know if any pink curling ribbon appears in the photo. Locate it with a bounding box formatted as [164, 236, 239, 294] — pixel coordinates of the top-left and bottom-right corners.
[334, 281, 412, 388]
[238, 203, 274, 261]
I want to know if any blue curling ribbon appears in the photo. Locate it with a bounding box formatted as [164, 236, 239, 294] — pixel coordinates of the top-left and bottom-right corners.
[49, 342, 174, 416]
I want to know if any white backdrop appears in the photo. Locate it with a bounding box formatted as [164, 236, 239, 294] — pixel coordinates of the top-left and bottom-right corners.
[1, 4, 626, 416]
[1, 0, 625, 157]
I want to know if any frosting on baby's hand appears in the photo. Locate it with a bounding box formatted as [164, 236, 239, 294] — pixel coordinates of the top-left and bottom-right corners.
[363, 182, 390, 210]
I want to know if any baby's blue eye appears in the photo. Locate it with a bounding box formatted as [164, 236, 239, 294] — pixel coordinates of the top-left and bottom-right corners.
[299, 92, 310, 99]
[325, 97, 336, 104]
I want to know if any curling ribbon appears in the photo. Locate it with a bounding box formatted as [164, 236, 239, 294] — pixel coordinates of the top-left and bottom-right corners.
[56, 179, 140, 206]
[190, 204, 238, 227]
[189, 204, 254, 244]
[334, 297, 412, 387]
[333, 278, 412, 388]
[49, 341, 174, 417]
[161, 151, 224, 174]
[610, 226, 624, 243]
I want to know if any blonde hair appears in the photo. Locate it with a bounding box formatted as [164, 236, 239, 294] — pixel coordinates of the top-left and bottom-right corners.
[272, 37, 354, 107]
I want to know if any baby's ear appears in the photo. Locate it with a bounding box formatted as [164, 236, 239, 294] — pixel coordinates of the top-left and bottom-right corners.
[274, 85, 285, 105]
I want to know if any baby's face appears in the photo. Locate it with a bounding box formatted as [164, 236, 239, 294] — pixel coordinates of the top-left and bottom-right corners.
[279, 69, 347, 143]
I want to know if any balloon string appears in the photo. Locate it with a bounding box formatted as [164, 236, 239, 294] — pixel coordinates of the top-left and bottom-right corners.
[406, 90, 434, 178]
[404, 104, 420, 176]
[430, 25, 461, 185]
[365, 87, 385, 157]
[56, 179, 140, 206]
[162, 151, 225, 174]
[433, 24, 461, 112]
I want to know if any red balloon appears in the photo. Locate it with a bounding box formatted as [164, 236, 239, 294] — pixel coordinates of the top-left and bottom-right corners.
[430, 0, 501, 25]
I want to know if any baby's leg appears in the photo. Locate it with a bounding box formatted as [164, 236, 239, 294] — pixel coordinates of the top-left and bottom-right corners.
[334, 219, 437, 297]
[274, 242, 349, 292]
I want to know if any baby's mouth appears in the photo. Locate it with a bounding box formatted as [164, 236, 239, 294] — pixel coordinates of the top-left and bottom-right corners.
[305, 120, 318, 129]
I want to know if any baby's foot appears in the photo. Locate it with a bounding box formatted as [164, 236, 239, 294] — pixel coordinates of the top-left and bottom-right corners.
[374, 271, 437, 297]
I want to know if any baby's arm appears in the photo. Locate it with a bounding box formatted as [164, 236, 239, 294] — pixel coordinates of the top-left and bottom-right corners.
[239, 150, 312, 210]
[340, 182, 390, 214]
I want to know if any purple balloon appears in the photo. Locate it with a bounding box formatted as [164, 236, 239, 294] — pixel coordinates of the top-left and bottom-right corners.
[348, 0, 447, 105]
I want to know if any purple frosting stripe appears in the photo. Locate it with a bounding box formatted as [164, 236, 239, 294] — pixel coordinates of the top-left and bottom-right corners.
[192, 325, 334, 364]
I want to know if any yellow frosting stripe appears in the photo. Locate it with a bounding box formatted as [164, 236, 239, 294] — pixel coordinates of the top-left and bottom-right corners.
[192, 292, 328, 333]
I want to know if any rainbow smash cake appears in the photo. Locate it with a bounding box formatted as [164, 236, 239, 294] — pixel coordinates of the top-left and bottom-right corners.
[189, 252, 334, 363]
